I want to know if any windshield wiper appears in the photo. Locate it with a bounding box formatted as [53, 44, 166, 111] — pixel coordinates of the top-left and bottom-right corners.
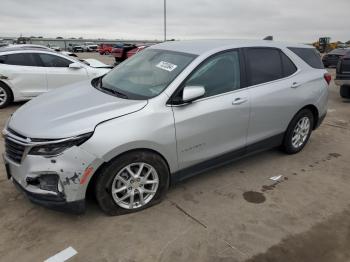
[99, 85, 129, 99]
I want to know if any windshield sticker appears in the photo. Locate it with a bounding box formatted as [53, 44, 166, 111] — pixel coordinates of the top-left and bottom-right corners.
[156, 61, 178, 72]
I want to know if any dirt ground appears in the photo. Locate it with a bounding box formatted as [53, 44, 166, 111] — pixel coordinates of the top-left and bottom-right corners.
[0, 53, 349, 262]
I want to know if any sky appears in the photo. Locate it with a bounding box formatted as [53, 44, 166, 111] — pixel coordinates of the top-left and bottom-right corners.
[0, 0, 349, 43]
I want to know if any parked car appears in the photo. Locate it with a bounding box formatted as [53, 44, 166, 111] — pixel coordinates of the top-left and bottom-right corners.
[50, 46, 61, 52]
[2, 40, 329, 215]
[335, 52, 350, 98]
[126, 45, 148, 58]
[111, 43, 137, 63]
[98, 44, 113, 55]
[60, 51, 78, 57]
[83, 42, 98, 52]
[0, 47, 111, 108]
[322, 48, 350, 67]
[68, 44, 84, 53]
[10, 44, 52, 50]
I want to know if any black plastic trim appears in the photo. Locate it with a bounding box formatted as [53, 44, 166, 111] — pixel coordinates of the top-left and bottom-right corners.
[171, 133, 284, 184]
[12, 179, 85, 214]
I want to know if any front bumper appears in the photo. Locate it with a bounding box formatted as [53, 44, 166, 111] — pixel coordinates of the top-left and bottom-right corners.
[3, 140, 103, 214]
[12, 177, 85, 214]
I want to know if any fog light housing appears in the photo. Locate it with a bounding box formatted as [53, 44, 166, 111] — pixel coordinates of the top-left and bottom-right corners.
[26, 173, 61, 193]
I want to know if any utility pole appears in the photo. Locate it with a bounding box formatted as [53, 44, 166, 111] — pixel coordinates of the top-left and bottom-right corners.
[164, 0, 167, 42]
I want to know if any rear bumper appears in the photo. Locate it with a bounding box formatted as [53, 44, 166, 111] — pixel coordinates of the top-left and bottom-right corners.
[12, 178, 85, 214]
[335, 79, 350, 86]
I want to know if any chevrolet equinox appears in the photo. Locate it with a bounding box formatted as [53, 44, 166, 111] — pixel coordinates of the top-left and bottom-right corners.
[2, 40, 330, 215]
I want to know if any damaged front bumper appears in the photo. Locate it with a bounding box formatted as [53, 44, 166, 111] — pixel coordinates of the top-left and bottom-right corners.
[2, 129, 103, 214]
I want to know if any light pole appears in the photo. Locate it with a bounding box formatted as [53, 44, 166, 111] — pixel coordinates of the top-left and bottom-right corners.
[164, 0, 167, 41]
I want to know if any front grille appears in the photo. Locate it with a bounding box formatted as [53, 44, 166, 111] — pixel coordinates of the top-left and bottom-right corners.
[5, 138, 25, 164]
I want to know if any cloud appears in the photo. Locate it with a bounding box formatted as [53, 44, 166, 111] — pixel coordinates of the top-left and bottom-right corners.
[0, 0, 348, 42]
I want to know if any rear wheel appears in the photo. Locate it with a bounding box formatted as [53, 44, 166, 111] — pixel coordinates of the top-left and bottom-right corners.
[340, 85, 350, 99]
[95, 151, 169, 216]
[0, 82, 13, 109]
[282, 109, 314, 154]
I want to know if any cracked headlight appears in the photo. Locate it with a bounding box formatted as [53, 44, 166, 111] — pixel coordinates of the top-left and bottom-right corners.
[29, 133, 93, 156]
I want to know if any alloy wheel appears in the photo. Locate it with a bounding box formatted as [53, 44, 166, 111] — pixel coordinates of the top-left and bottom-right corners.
[111, 162, 159, 209]
[291, 117, 310, 148]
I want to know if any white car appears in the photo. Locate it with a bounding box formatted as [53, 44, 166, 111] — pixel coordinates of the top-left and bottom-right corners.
[0, 47, 112, 108]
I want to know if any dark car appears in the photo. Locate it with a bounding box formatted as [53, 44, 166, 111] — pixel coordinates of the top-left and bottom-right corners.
[335, 52, 350, 98]
[322, 48, 350, 68]
[111, 42, 137, 63]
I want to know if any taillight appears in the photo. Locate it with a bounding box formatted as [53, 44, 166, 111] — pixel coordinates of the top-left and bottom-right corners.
[324, 73, 331, 85]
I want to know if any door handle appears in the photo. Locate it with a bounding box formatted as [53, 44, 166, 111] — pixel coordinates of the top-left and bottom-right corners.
[291, 82, 301, 88]
[232, 97, 248, 105]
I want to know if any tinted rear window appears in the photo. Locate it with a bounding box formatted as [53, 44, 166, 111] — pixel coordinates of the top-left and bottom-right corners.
[288, 47, 324, 69]
[0, 53, 37, 66]
[246, 48, 283, 85]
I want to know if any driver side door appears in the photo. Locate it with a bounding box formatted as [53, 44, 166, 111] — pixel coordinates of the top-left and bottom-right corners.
[36, 53, 88, 90]
[171, 50, 251, 170]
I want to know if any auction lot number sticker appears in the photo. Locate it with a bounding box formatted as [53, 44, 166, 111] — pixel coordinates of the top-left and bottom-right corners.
[156, 61, 178, 72]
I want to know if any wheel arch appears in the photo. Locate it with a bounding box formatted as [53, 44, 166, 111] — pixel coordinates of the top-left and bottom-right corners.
[86, 148, 171, 198]
[284, 104, 320, 136]
[0, 80, 14, 102]
[300, 104, 319, 130]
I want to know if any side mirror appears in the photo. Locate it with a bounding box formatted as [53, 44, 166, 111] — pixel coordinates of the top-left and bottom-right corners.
[69, 62, 83, 69]
[182, 85, 205, 103]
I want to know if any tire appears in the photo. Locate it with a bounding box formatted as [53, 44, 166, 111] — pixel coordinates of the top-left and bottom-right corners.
[340, 85, 350, 99]
[282, 109, 314, 154]
[95, 151, 170, 216]
[105, 51, 110, 55]
[0, 82, 13, 109]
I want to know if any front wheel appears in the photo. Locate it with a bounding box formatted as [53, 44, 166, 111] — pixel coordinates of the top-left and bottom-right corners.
[95, 151, 169, 216]
[282, 109, 314, 154]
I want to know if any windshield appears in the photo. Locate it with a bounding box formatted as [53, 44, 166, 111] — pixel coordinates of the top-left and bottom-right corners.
[100, 49, 196, 99]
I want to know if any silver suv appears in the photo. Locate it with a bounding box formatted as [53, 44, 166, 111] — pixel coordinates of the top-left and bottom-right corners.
[2, 40, 330, 215]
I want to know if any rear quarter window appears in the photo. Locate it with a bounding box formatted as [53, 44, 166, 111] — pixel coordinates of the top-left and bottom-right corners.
[281, 52, 297, 77]
[0, 53, 37, 66]
[245, 48, 283, 86]
[288, 47, 324, 69]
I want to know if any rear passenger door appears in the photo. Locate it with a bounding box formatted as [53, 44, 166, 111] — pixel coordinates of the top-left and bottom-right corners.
[244, 47, 299, 146]
[37, 53, 88, 90]
[0, 52, 47, 98]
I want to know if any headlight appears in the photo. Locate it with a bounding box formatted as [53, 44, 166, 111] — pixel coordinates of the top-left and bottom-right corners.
[29, 133, 92, 156]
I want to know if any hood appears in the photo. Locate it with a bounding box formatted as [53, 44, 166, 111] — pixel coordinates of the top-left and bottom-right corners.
[8, 81, 147, 139]
[83, 58, 113, 69]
